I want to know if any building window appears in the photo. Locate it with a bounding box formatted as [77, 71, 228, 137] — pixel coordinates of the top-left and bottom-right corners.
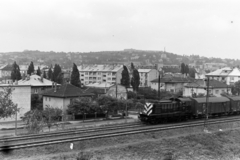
[230, 77, 234, 80]
[112, 72, 116, 76]
[98, 72, 101, 75]
[98, 77, 101, 80]
[34, 89, 38, 94]
[45, 97, 47, 101]
[85, 72, 88, 75]
[49, 97, 51, 101]
[108, 72, 111, 75]
[215, 90, 219, 94]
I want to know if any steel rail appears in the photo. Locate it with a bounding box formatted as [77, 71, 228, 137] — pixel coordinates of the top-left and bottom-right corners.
[1, 117, 240, 151]
[0, 122, 142, 142]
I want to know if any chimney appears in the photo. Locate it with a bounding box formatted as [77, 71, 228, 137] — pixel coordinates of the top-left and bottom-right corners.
[54, 83, 57, 92]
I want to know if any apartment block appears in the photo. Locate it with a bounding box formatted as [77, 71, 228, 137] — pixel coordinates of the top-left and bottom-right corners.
[78, 64, 123, 85]
[138, 69, 159, 87]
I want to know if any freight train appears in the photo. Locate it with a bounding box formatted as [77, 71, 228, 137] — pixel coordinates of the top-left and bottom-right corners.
[138, 96, 240, 124]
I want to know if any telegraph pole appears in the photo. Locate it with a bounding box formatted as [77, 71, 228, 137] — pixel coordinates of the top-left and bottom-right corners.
[204, 76, 210, 131]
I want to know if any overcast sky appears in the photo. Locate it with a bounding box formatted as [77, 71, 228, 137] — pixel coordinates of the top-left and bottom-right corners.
[0, 0, 239, 59]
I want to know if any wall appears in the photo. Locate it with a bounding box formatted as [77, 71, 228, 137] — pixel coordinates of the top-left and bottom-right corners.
[43, 96, 71, 114]
[0, 85, 31, 122]
[183, 87, 229, 97]
[150, 82, 165, 91]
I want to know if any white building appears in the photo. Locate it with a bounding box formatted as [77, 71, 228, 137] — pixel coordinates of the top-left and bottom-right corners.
[206, 67, 240, 85]
[183, 79, 230, 97]
[0, 84, 31, 122]
[138, 69, 159, 87]
[78, 64, 123, 86]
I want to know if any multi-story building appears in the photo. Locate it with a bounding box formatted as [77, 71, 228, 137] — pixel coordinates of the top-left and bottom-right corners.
[0, 64, 12, 78]
[204, 63, 227, 71]
[78, 64, 123, 85]
[0, 84, 31, 122]
[138, 69, 159, 87]
[206, 67, 240, 85]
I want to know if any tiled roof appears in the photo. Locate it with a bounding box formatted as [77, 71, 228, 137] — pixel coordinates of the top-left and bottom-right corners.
[85, 82, 114, 88]
[151, 76, 194, 83]
[138, 69, 152, 73]
[0, 64, 13, 71]
[84, 87, 107, 94]
[78, 64, 122, 72]
[18, 75, 54, 87]
[206, 67, 232, 76]
[42, 84, 94, 98]
[185, 79, 228, 88]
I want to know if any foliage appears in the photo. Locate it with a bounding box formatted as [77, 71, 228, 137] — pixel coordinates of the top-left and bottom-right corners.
[131, 69, 140, 92]
[0, 87, 19, 119]
[22, 109, 44, 134]
[189, 68, 196, 78]
[31, 94, 43, 110]
[52, 64, 62, 83]
[185, 65, 189, 76]
[67, 97, 92, 115]
[138, 87, 158, 99]
[121, 65, 130, 88]
[22, 106, 62, 133]
[47, 67, 53, 80]
[127, 91, 137, 99]
[181, 63, 185, 74]
[27, 61, 35, 75]
[43, 70, 47, 79]
[97, 95, 118, 117]
[36, 67, 41, 76]
[71, 63, 81, 87]
[43, 106, 62, 131]
[234, 80, 240, 95]
[11, 61, 22, 81]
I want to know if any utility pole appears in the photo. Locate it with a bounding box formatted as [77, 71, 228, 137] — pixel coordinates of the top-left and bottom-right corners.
[158, 73, 160, 99]
[204, 76, 210, 131]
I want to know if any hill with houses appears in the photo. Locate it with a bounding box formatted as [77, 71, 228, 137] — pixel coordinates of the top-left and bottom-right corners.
[0, 49, 239, 70]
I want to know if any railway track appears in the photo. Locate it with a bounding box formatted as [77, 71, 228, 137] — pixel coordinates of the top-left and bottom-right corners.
[0, 122, 143, 144]
[1, 116, 240, 151]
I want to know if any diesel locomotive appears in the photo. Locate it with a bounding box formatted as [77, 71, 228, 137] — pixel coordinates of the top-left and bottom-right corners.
[138, 96, 240, 124]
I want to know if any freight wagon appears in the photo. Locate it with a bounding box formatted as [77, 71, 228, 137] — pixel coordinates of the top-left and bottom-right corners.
[139, 96, 240, 124]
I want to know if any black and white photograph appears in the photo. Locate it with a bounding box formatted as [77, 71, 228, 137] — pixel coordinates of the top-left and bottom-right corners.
[0, 0, 240, 159]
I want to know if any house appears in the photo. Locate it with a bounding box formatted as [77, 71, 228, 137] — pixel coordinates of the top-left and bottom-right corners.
[183, 79, 230, 97]
[150, 76, 193, 93]
[78, 64, 123, 86]
[106, 84, 128, 99]
[42, 83, 94, 114]
[0, 84, 31, 122]
[195, 68, 206, 79]
[204, 63, 227, 71]
[206, 67, 240, 85]
[18, 75, 55, 95]
[138, 69, 159, 87]
[0, 64, 13, 84]
[84, 82, 114, 98]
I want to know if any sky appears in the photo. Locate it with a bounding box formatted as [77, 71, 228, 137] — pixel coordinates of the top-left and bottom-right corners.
[0, 0, 239, 59]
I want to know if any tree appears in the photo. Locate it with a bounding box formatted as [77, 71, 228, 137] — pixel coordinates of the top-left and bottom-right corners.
[11, 61, 22, 82]
[0, 87, 19, 119]
[47, 67, 53, 80]
[27, 61, 35, 75]
[234, 80, 240, 95]
[121, 65, 130, 88]
[52, 64, 62, 83]
[42, 106, 62, 131]
[185, 65, 189, 76]
[71, 63, 81, 87]
[43, 71, 47, 79]
[180, 63, 185, 74]
[189, 68, 196, 78]
[131, 69, 140, 92]
[36, 67, 41, 76]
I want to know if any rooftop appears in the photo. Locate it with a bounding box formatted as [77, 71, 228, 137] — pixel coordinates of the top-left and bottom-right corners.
[85, 82, 114, 88]
[206, 67, 233, 76]
[18, 75, 54, 87]
[78, 64, 123, 72]
[42, 83, 94, 98]
[151, 76, 194, 83]
[0, 64, 13, 71]
[138, 69, 153, 73]
[185, 79, 229, 88]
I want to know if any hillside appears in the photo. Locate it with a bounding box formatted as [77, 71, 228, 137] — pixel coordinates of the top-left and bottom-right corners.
[0, 49, 239, 69]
